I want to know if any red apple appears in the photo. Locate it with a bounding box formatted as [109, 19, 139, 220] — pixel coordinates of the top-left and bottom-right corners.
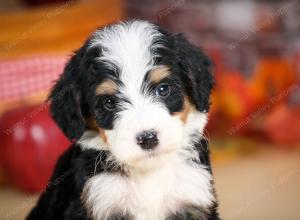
[0, 104, 70, 193]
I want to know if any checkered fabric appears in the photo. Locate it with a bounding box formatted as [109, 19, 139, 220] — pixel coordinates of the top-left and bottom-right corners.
[0, 56, 68, 101]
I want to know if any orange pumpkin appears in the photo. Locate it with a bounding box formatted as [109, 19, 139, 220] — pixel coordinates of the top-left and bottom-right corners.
[215, 72, 253, 121]
[250, 57, 297, 106]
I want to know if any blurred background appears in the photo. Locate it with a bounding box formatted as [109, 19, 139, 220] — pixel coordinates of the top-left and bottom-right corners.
[0, 0, 299, 219]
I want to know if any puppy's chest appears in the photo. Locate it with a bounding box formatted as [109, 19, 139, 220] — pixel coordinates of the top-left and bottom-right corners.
[82, 160, 213, 220]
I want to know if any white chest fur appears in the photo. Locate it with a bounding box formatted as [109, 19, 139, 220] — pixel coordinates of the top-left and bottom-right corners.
[82, 156, 214, 220]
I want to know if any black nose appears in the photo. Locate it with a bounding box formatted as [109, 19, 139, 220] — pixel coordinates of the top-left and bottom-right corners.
[136, 129, 158, 150]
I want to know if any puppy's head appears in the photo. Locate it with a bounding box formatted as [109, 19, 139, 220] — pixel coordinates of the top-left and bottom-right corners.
[50, 20, 213, 170]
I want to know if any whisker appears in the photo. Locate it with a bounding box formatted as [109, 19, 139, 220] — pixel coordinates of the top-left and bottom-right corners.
[94, 152, 102, 176]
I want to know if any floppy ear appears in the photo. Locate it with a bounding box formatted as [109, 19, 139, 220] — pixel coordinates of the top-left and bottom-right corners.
[172, 34, 214, 112]
[49, 51, 86, 141]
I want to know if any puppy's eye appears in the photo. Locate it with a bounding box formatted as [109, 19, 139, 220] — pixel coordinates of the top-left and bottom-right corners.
[155, 83, 171, 97]
[103, 97, 117, 111]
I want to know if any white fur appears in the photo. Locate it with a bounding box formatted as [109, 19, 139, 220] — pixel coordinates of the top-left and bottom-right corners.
[180, 111, 209, 161]
[78, 130, 109, 151]
[107, 103, 184, 170]
[82, 154, 214, 220]
[79, 110, 213, 220]
[90, 20, 163, 74]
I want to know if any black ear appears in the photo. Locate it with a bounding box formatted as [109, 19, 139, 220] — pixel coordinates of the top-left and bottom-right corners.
[172, 34, 214, 112]
[49, 50, 86, 141]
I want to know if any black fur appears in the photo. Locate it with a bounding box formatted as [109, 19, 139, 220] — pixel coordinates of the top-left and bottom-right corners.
[159, 33, 214, 113]
[145, 74, 185, 114]
[49, 47, 86, 141]
[167, 202, 219, 220]
[28, 21, 219, 220]
[27, 140, 219, 220]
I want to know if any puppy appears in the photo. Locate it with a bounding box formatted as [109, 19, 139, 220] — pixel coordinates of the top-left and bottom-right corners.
[27, 20, 220, 220]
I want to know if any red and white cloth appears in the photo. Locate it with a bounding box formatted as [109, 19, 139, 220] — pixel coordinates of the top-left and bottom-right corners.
[0, 56, 69, 101]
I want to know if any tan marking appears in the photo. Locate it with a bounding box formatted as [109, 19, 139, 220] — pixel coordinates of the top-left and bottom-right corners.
[95, 80, 118, 95]
[86, 118, 108, 145]
[173, 98, 193, 124]
[98, 128, 108, 144]
[86, 118, 98, 130]
[149, 66, 171, 83]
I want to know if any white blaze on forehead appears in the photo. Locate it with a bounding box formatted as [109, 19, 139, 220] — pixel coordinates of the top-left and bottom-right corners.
[90, 20, 164, 100]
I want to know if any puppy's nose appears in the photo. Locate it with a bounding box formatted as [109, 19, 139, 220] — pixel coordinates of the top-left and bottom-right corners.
[136, 129, 158, 150]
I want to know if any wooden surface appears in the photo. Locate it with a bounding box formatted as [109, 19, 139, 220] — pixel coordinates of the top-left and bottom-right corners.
[0, 0, 124, 59]
[215, 149, 300, 220]
[0, 149, 300, 220]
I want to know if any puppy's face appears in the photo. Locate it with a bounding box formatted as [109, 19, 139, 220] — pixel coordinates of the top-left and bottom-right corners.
[50, 21, 213, 170]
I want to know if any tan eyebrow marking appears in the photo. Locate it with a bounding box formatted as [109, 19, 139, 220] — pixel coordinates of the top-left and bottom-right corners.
[149, 66, 171, 83]
[95, 80, 118, 95]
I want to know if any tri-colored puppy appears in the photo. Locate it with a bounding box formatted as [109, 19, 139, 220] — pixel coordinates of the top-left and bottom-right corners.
[27, 20, 220, 220]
